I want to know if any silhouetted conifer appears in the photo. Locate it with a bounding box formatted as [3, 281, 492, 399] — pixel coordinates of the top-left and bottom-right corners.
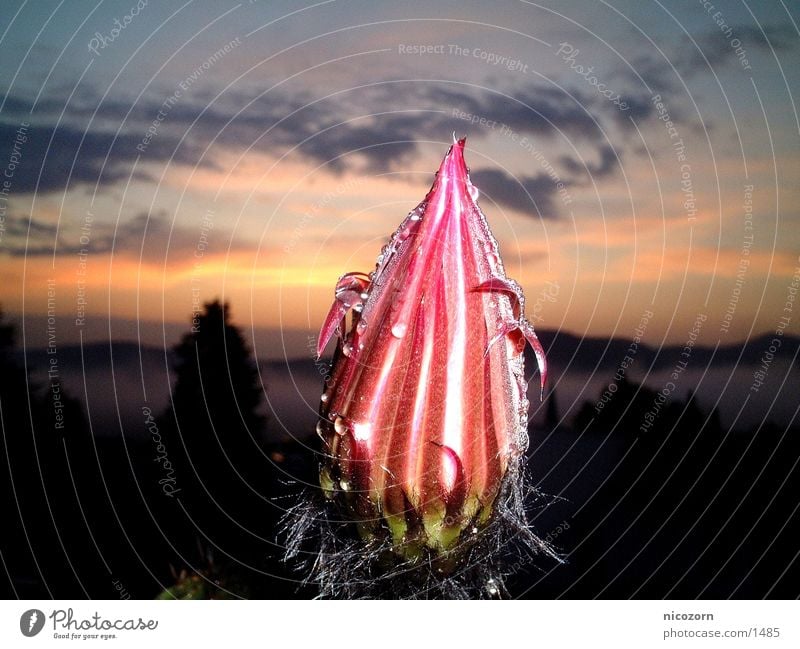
[156, 300, 271, 596]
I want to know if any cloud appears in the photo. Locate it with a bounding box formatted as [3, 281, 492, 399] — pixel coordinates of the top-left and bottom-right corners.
[287, 112, 448, 174]
[203, 83, 613, 175]
[560, 144, 619, 180]
[0, 119, 209, 195]
[0, 211, 246, 262]
[469, 140, 623, 217]
[737, 23, 797, 51]
[615, 22, 797, 101]
[1, 213, 58, 239]
[422, 84, 603, 139]
[470, 168, 561, 218]
[0, 76, 640, 204]
[674, 23, 798, 76]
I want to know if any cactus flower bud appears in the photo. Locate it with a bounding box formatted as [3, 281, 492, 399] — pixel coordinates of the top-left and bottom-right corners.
[315, 137, 546, 564]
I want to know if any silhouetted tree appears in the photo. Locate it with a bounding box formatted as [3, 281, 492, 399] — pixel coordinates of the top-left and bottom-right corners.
[0, 308, 33, 596]
[170, 301, 264, 439]
[573, 376, 659, 436]
[161, 300, 266, 502]
[0, 308, 92, 597]
[554, 375, 800, 598]
[157, 300, 272, 596]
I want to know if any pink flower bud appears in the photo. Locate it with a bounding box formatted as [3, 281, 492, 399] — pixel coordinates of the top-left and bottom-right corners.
[316, 137, 546, 560]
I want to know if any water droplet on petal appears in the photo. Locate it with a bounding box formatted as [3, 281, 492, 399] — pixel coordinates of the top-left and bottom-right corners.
[320, 392, 329, 403]
[391, 322, 407, 338]
[339, 479, 350, 491]
[342, 342, 353, 357]
[334, 416, 348, 435]
[356, 320, 367, 335]
[360, 292, 369, 301]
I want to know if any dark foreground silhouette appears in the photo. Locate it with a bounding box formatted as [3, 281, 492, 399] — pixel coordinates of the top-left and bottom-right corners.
[1, 305, 797, 598]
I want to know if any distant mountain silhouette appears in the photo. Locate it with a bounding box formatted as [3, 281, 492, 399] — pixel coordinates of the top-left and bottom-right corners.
[18, 330, 800, 440]
[533, 330, 799, 371]
[19, 330, 800, 376]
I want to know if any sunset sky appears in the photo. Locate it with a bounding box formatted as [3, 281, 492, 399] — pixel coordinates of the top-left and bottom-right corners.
[1, 0, 798, 358]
